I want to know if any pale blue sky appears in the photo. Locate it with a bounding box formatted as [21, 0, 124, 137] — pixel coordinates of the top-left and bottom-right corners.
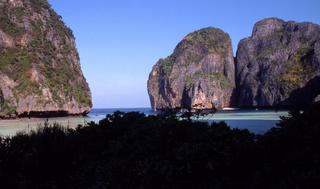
[48, 0, 320, 108]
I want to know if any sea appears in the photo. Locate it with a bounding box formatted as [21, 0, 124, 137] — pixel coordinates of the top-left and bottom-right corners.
[0, 108, 288, 136]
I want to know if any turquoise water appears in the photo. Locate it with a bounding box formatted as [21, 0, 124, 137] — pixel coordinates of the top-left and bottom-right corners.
[0, 108, 288, 136]
[87, 108, 155, 121]
[88, 108, 288, 134]
[193, 110, 288, 134]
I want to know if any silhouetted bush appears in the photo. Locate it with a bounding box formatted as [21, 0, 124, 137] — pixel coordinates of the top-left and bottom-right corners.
[0, 103, 319, 189]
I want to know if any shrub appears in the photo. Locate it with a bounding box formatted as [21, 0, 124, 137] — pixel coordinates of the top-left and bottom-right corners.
[0, 103, 319, 188]
[0, 16, 24, 36]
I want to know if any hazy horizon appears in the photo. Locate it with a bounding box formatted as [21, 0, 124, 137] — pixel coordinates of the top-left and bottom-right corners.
[48, 0, 320, 108]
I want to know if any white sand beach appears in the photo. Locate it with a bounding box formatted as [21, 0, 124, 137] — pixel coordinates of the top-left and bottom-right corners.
[0, 116, 93, 137]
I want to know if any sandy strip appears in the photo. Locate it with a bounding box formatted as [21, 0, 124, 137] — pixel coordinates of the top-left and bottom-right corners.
[0, 116, 94, 137]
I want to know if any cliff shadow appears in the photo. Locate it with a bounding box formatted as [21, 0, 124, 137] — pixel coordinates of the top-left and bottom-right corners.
[279, 76, 320, 109]
[181, 87, 192, 109]
[18, 111, 72, 118]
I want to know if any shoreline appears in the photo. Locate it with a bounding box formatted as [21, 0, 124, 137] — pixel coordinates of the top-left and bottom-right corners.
[0, 116, 93, 137]
[0, 109, 289, 136]
[0, 112, 90, 120]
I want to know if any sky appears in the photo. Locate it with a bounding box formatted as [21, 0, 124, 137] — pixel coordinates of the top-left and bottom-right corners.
[48, 0, 320, 108]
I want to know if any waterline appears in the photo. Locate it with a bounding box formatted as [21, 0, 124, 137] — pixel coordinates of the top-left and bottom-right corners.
[0, 108, 288, 136]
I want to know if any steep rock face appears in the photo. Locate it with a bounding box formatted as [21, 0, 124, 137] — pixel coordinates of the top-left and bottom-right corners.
[0, 0, 91, 118]
[148, 27, 235, 110]
[236, 18, 320, 107]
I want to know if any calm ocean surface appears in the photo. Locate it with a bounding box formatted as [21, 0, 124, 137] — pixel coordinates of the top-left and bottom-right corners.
[0, 108, 288, 136]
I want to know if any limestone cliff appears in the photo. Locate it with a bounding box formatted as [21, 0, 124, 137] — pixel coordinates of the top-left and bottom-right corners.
[148, 18, 320, 110]
[0, 0, 92, 118]
[148, 27, 235, 110]
[235, 18, 320, 107]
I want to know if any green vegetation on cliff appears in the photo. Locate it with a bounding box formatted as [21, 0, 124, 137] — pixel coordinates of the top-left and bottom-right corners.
[279, 46, 315, 89]
[186, 71, 231, 89]
[0, 0, 91, 117]
[160, 56, 174, 76]
[30, 0, 50, 12]
[0, 16, 24, 36]
[0, 47, 41, 96]
[184, 27, 231, 54]
[159, 28, 231, 78]
[0, 99, 16, 115]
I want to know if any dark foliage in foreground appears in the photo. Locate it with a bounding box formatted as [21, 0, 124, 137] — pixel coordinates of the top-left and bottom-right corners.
[0, 104, 320, 189]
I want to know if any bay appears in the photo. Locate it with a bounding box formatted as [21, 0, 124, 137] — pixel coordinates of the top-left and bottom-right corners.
[0, 108, 288, 136]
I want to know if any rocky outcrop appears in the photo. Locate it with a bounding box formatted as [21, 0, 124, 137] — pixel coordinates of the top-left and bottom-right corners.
[0, 0, 91, 118]
[148, 18, 320, 110]
[148, 27, 235, 110]
[235, 18, 320, 107]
